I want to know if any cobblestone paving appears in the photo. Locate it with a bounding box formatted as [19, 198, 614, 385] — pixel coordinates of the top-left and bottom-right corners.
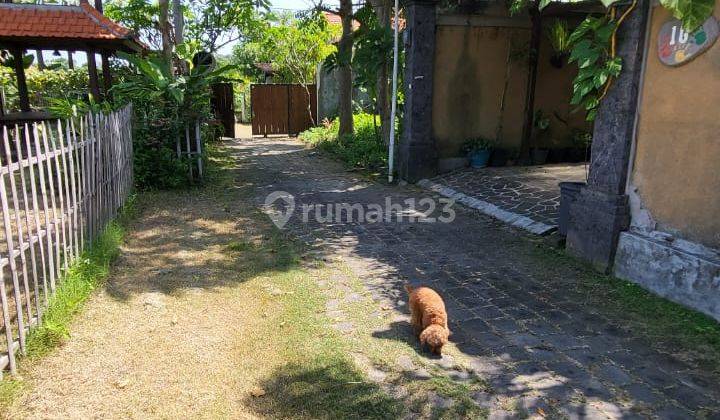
[427, 164, 588, 226]
[233, 138, 720, 419]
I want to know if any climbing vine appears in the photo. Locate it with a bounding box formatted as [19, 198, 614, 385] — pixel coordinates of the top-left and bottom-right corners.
[567, 2, 635, 121]
[510, 0, 715, 120]
[567, 0, 713, 120]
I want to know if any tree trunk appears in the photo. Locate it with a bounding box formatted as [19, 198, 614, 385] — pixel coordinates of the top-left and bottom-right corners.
[337, 0, 354, 137]
[496, 33, 514, 144]
[519, 4, 541, 162]
[173, 0, 184, 45]
[159, 0, 172, 66]
[372, 0, 392, 145]
[172, 0, 188, 73]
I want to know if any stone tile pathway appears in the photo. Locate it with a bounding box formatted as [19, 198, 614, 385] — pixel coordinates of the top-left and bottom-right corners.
[236, 138, 720, 419]
[424, 164, 588, 228]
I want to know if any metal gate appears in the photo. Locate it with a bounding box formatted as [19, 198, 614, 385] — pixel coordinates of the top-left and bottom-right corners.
[211, 83, 235, 138]
[251, 84, 317, 136]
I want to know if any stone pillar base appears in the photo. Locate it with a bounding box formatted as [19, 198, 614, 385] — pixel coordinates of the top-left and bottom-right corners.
[566, 187, 630, 273]
[399, 142, 438, 183]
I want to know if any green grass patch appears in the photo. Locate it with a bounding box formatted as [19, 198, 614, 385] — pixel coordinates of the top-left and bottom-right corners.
[0, 378, 23, 412]
[24, 220, 126, 358]
[532, 244, 720, 373]
[249, 264, 403, 420]
[299, 113, 388, 171]
[226, 240, 256, 253]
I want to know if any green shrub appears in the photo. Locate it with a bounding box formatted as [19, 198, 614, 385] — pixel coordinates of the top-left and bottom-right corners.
[0, 67, 90, 111]
[112, 53, 221, 190]
[299, 113, 387, 170]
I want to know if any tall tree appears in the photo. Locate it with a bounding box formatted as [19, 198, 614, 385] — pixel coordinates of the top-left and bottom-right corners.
[337, 0, 354, 136]
[158, 0, 172, 65]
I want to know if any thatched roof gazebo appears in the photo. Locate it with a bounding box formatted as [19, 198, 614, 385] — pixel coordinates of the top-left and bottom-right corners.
[0, 0, 145, 123]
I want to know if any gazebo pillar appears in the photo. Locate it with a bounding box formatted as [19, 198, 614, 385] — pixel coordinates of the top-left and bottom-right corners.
[398, 0, 439, 183]
[68, 51, 74, 69]
[12, 48, 30, 112]
[565, 0, 651, 272]
[87, 50, 102, 100]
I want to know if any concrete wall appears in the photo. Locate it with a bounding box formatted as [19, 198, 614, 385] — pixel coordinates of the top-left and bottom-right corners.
[432, 13, 591, 159]
[316, 64, 371, 122]
[630, 4, 720, 249]
[432, 23, 530, 158]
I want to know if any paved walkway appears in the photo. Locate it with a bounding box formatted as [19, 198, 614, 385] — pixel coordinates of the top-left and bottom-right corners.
[424, 164, 587, 228]
[240, 138, 719, 419]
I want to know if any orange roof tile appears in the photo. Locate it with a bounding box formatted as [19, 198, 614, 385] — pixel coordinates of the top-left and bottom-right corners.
[0, 0, 142, 47]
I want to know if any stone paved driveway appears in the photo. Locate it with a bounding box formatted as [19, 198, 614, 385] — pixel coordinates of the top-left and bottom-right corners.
[234, 138, 720, 419]
[426, 164, 587, 227]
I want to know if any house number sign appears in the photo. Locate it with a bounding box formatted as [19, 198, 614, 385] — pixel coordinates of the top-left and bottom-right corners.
[658, 16, 719, 66]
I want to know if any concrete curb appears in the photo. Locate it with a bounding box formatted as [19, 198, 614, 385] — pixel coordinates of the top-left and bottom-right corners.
[417, 179, 557, 236]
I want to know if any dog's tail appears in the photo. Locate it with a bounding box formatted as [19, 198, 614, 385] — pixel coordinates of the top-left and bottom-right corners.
[404, 283, 414, 294]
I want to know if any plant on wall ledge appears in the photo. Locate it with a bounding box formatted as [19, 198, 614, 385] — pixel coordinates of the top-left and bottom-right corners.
[547, 19, 572, 68]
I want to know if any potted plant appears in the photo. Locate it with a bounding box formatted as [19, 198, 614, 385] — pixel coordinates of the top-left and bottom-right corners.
[462, 137, 494, 168]
[546, 19, 571, 68]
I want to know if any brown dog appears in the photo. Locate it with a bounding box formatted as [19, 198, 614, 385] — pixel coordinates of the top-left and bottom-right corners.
[405, 284, 450, 355]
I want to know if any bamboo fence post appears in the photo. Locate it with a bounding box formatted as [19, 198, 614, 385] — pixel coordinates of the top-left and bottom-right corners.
[56, 120, 74, 263]
[195, 120, 203, 179]
[33, 123, 57, 293]
[0, 126, 27, 353]
[62, 120, 79, 258]
[40, 122, 63, 280]
[3, 126, 35, 324]
[0, 268, 16, 374]
[14, 127, 43, 319]
[69, 118, 83, 252]
[3, 126, 34, 323]
[185, 124, 193, 180]
[23, 124, 49, 307]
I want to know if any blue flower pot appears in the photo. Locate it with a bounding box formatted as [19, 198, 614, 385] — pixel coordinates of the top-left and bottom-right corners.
[469, 149, 491, 168]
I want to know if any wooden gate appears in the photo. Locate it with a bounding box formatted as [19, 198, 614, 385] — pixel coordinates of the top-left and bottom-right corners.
[251, 84, 317, 136]
[211, 83, 235, 138]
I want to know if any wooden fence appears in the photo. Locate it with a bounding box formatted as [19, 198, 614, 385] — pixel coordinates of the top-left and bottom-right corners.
[0, 105, 133, 374]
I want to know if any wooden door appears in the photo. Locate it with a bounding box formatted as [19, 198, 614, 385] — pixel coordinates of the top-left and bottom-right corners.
[210, 83, 235, 138]
[251, 84, 317, 136]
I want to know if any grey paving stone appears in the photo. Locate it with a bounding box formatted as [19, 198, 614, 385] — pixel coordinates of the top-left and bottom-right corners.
[506, 332, 547, 349]
[655, 404, 695, 420]
[661, 383, 716, 411]
[594, 363, 633, 387]
[486, 317, 522, 333]
[622, 382, 664, 406]
[462, 317, 497, 336]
